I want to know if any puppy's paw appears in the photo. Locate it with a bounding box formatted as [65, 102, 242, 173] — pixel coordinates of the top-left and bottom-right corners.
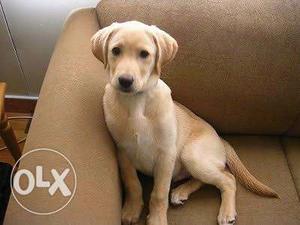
[217, 208, 237, 225]
[170, 188, 189, 205]
[146, 213, 168, 225]
[122, 199, 144, 225]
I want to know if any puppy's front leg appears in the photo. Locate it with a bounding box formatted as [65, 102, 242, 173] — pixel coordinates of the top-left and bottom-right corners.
[118, 150, 144, 225]
[148, 152, 175, 225]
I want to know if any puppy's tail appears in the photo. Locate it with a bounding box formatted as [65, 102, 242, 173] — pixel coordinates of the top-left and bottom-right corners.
[222, 139, 279, 198]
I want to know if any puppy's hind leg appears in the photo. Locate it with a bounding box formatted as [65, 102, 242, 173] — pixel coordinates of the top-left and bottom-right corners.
[180, 140, 237, 225]
[170, 178, 203, 205]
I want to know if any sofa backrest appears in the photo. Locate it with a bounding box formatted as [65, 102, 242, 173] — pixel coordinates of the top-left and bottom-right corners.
[96, 0, 300, 136]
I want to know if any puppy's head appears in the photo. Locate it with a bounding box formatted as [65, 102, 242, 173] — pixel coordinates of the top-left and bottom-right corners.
[91, 21, 178, 94]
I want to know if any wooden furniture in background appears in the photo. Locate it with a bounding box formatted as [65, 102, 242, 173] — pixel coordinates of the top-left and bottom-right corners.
[5, 98, 37, 114]
[0, 83, 21, 161]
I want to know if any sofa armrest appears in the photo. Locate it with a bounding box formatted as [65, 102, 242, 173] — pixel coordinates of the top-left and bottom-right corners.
[4, 8, 121, 225]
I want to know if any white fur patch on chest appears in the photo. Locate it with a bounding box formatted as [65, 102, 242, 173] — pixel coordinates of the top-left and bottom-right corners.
[122, 99, 158, 174]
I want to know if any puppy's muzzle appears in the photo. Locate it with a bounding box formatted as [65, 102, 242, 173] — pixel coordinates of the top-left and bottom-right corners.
[118, 75, 134, 92]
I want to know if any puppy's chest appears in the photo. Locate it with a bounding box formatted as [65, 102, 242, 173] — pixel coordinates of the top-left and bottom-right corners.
[122, 115, 154, 150]
[106, 100, 159, 174]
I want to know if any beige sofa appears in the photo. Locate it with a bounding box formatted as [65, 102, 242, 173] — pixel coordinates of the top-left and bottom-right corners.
[4, 0, 300, 224]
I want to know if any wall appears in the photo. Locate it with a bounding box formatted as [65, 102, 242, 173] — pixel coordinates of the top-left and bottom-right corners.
[0, 0, 99, 97]
[0, 4, 27, 96]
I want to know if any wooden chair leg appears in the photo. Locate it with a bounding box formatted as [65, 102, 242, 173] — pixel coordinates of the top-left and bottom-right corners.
[0, 114, 22, 161]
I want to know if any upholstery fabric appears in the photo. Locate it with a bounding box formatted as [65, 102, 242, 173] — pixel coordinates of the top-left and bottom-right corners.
[4, 8, 121, 225]
[286, 116, 300, 136]
[4, 1, 300, 225]
[137, 136, 300, 225]
[96, 0, 300, 135]
[282, 137, 300, 200]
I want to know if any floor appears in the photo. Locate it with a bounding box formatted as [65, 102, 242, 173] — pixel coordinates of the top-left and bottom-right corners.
[0, 112, 31, 165]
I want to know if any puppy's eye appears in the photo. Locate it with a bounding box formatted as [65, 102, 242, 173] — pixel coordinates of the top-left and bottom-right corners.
[140, 50, 149, 59]
[112, 47, 121, 56]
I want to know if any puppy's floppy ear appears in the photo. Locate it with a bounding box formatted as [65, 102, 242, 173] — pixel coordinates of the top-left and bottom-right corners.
[150, 25, 178, 75]
[91, 23, 119, 68]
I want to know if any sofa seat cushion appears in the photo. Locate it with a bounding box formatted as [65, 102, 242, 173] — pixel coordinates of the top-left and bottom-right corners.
[136, 136, 300, 225]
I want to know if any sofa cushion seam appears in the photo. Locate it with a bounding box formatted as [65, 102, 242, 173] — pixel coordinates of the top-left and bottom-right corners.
[279, 137, 300, 202]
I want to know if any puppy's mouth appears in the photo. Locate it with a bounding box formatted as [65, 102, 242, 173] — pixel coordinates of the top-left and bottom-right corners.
[114, 84, 137, 94]
[119, 87, 133, 93]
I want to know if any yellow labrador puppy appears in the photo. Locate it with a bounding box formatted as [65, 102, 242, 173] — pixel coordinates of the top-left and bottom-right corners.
[91, 21, 278, 225]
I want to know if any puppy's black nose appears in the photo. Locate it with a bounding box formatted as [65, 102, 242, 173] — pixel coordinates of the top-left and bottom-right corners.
[118, 76, 134, 89]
